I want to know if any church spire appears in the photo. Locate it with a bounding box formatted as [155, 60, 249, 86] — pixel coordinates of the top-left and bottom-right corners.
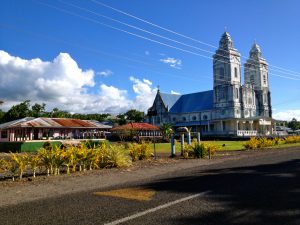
[219, 31, 233, 50]
[250, 42, 262, 59]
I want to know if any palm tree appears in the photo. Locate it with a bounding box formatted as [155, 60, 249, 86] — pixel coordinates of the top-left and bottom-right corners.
[160, 123, 173, 141]
[11, 152, 28, 180]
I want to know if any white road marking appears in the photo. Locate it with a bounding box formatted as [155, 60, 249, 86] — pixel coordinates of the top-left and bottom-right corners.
[103, 191, 209, 225]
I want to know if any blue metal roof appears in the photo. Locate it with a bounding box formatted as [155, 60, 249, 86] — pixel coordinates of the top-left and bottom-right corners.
[159, 92, 181, 109]
[173, 121, 209, 127]
[169, 90, 214, 113]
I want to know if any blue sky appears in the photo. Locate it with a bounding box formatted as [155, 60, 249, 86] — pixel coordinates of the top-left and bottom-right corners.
[0, 0, 300, 120]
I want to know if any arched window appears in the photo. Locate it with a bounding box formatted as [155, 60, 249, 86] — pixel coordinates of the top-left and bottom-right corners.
[234, 67, 238, 78]
[219, 67, 224, 80]
[182, 117, 186, 121]
[263, 74, 267, 84]
[236, 88, 239, 99]
[203, 115, 208, 120]
[192, 116, 197, 121]
[172, 117, 176, 122]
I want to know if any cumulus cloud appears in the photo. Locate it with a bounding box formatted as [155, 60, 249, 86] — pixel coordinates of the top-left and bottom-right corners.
[273, 109, 300, 121]
[160, 57, 182, 69]
[97, 69, 113, 77]
[171, 90, 180, 95]
[0, 50, 156, 114]
[129, 76, 157, 111]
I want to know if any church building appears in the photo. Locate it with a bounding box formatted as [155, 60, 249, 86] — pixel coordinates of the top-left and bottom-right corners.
[146, 32, 274, 137]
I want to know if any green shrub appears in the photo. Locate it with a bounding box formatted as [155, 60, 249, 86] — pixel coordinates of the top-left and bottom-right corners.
[259, 137, 274, 148]
[191, 142, 217, 158]
[284, 136, 300, 144]
[192, 143, 205, 158]
[98, 145, 131, 168]
[243, 137, 260, 149]
[128, 142, 152, 161]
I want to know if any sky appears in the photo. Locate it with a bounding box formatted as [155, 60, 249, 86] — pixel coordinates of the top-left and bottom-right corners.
[0, 0, 300, 120]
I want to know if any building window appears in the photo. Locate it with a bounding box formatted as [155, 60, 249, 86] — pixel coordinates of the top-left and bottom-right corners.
[172, 117, 176, 122]
[248, 97, 252, 105]
[203, 115, 208, 120]
[182, 117, 186, 121]
[263, 74, 267, 84]
[236, 88, 239, 99]
[250, 72, 255, 85]
[264, 94, 268, 104]
[234, 67, 238, 78]
[1, 131, 7, 139]
[192, 116, 197, 121]
[220, 67, 224, 80]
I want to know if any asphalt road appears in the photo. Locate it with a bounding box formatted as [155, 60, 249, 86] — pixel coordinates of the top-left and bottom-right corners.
[1, 149, 300, 225]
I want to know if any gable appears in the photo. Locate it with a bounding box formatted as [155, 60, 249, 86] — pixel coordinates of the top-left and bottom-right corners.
[159, 93, 181, 110]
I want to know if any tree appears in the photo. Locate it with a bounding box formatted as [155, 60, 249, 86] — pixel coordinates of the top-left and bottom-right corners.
[4, 100, 31, 121]
[116, 113, 127, 125]
[288, 118, 300, 131]
[125, 109, 145, 122]
[50, 107, 70, 118]
[160, 123, 173, 141]
[31, 103, 46, 117]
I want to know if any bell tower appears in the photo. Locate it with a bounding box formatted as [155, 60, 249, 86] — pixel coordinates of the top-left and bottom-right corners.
[213, 32, 242, 119]
[244, 43, 271, 117]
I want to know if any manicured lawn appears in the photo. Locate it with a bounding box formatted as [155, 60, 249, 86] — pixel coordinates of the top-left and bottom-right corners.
[152, 140, 246, 154]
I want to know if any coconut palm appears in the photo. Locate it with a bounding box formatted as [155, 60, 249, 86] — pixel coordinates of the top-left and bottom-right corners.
[11, 152, 28, 180]
[38, 148, 54, 176]
[52, 146, 65, 175]
[28, 153, 40, 178]
[3, 158, 18, 181]
[160, 123, 173, 141]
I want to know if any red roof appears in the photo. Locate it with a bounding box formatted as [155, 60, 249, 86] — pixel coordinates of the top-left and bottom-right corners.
[51, 118, 94, 127]
[111, 122, 159, 131]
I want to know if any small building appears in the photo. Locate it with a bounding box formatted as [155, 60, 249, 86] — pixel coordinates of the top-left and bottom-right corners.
[110, 122, 161, 141]
[0, 117, 112, 142]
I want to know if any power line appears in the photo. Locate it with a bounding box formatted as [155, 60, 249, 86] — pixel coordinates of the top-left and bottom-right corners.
[34, 0, 300, 81]
[61, 0, 300, 79]
[90, 0, 300, 77]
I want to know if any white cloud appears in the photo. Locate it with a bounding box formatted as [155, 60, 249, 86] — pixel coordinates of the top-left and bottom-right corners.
[129, 76, 157, 111]
[145, 51, 150, 56]
[171, 90, 180, 95]
[160, 57, 182, 69]
[273, 109, 300, 121]
[97, 69, 113, 77]
[0, 50, 156, 114]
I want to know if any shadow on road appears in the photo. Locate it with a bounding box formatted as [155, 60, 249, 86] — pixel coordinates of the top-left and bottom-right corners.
[143, 159, 300, 225]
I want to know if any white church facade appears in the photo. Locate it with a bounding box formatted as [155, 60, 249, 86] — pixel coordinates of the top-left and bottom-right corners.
[146, 32, 274, 137]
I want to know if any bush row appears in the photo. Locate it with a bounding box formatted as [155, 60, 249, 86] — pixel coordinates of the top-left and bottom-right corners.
[243, 136, 300, 150]
[0, 141, 132, 181]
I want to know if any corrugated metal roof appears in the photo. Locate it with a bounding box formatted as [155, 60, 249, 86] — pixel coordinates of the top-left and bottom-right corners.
[0, 117, 36, 129]
[160, 92, 181, 110]
[52, 118, 94, 127]
[0, 117, 112, 129]
[169, 90, 214, 113]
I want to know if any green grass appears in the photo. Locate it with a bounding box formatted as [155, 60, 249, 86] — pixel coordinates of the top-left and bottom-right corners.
[271, 142, 300, 149]
[152, 140, 246, 154]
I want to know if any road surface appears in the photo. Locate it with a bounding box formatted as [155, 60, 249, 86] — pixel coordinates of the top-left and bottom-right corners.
[1, 148, 300, 225]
